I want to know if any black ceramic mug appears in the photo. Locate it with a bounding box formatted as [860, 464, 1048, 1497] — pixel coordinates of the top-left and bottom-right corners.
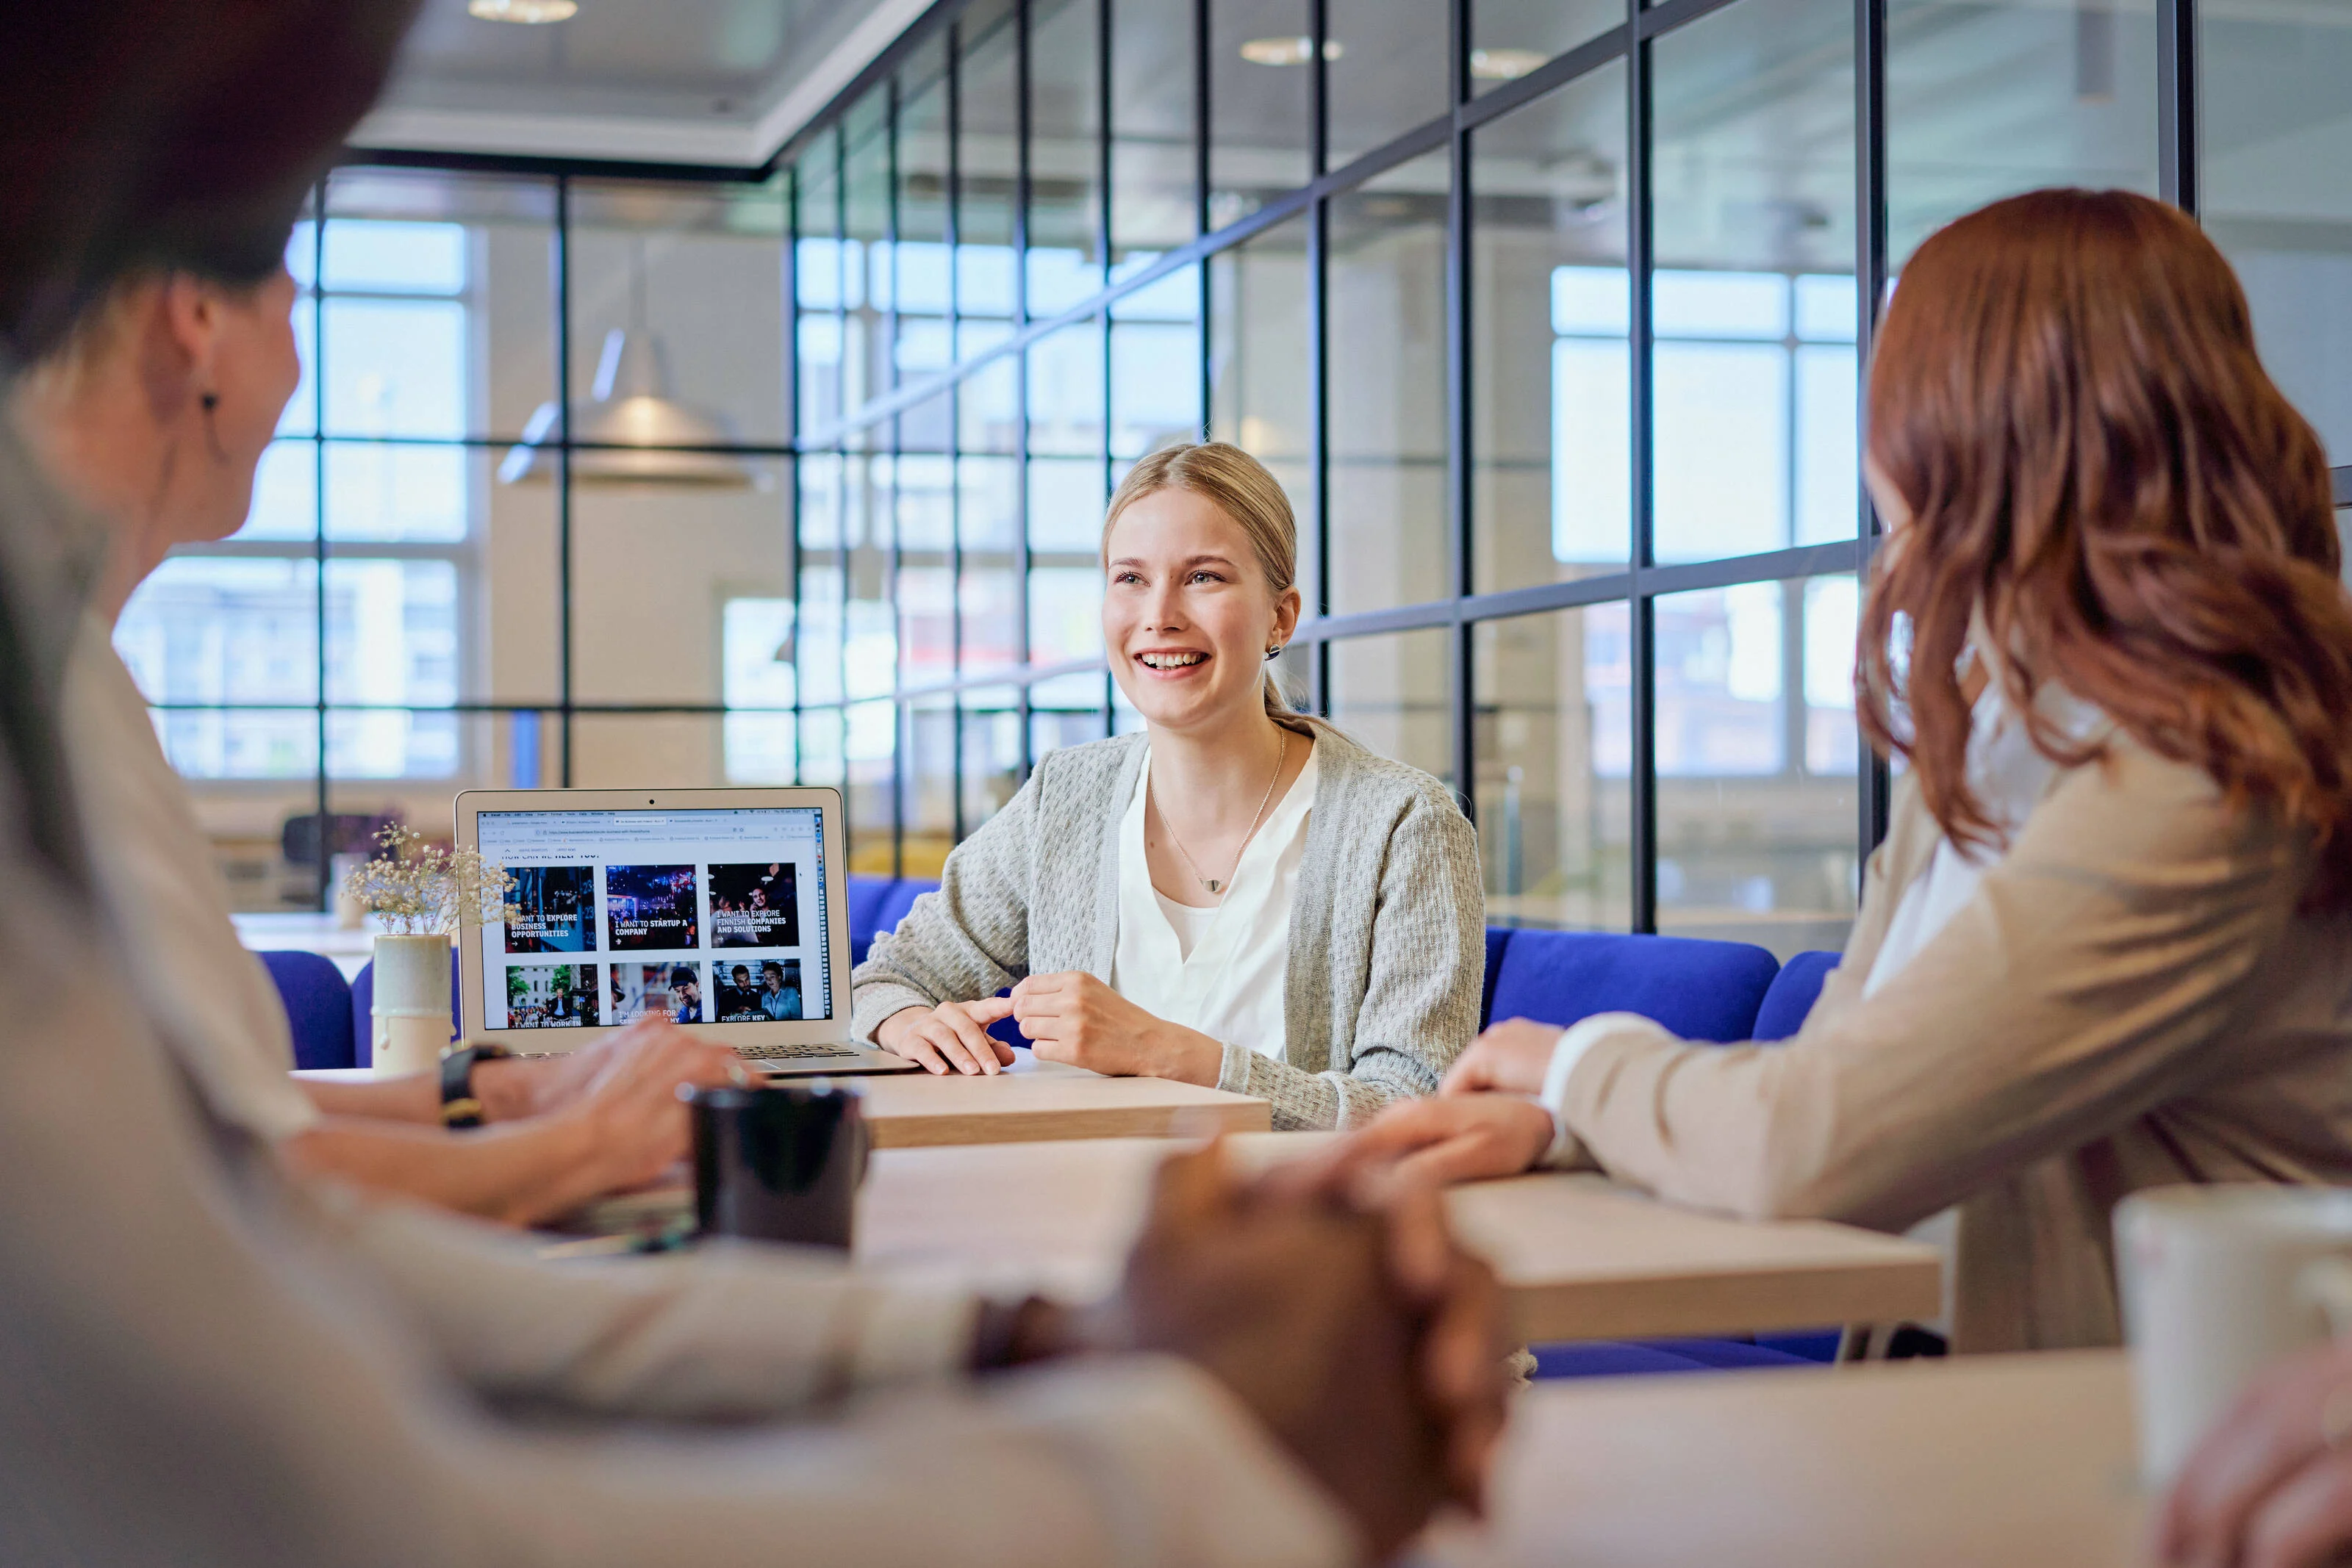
[686, 1081, 867, 1248]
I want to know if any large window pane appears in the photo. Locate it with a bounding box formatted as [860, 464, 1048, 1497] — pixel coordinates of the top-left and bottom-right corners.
[961, 686, 1025, 827]
[847, 697, 897, 870]
[118, 558, 320, 710]
[570, 179, 788, 449]
[321, 168, 556, 442]
[323, 558, 459, 710]
[1210, 0, 1312, 228]
[1471, 0, 1621, 96]
[1651, 0, 1857, 564]
[795, 132, 845, 436]
[1888, 0, 2157, 265]
[845, 455, 896, 706]
[842, 88, 893, 421]
[903, 694, 958, 873]
[1328, 153, 1450, 614]
[1030, 0, 1107, 315]
[1474, 605, 1632, 932]
[1649, 578, 1860, 959]
[896, 454, 957, 690]
[1111, 0, 1197, 258]
[1111, 262, 1202, 467]
[2203, 9, 2352, 461]
[1208, 214, 1313, 598]
[958, 0, 1022, 323]
[569, 458, 790, 705]
[720, 597, 797, 786]
[1472, 62, 1630, 591]
[1326, 0, 1449, 170]
[895, 35, 953, 441]
[237, 440, 319, 542]
[1327, 629, 1454, 790]
[959, 455, 1023, 673]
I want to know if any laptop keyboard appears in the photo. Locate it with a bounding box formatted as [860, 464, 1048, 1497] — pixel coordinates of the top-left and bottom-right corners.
[734, 1042, 863, 1061]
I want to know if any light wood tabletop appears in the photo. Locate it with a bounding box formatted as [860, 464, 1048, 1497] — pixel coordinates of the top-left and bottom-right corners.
[856, 1134, 1941, 1340]
[849, 1050, 1269, 1147]
[299, 1048, 1272, 1148]
[1425, 1350, 2145, 1567]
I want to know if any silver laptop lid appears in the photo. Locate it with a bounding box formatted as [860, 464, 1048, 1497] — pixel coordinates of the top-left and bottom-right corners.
[453, 787, 853, 1051]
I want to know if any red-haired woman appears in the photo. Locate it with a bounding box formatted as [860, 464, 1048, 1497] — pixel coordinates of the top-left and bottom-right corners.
[1357, 187, 2352, 1354]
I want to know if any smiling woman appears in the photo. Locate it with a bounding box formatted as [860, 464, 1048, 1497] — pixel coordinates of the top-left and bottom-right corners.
[853, 441, 1485, 1130]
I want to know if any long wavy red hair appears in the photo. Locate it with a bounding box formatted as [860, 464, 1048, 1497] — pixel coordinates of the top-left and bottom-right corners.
[1858, 188, 2352, 907]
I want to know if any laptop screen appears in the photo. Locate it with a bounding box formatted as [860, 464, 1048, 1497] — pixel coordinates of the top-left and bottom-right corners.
[472, 805, 833, 1033]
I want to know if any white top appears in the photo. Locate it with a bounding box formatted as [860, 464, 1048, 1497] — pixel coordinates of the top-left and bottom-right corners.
[60, 614, 323, 1141]
[1152, 889, 1218, 963]
[1861, 679, 2109, 997]
[1111, 743, 1319, 1061]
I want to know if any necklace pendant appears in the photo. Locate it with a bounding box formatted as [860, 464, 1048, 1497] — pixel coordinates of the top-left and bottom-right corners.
[1205, 879, 1222, 893]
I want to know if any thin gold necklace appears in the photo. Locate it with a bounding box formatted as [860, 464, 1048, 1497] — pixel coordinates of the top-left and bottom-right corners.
[1151, 729, 1289, 896]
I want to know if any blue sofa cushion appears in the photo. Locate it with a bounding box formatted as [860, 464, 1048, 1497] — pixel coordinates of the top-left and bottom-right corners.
[1485, 929, 1780, 1044]
[1480, 927, 1513, 1026]
[1753, 950, 1843, 1042]
[846, 875, 894, 966]
[872, 879, 935, 956]
[1532, 1337, 1819, 1379]
[350, 949, 460, 1070]
[259, 950, 356, 1071]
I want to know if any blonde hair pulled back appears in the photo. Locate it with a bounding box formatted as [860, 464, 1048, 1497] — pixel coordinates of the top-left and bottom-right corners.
[1102, 441, 1311, 729]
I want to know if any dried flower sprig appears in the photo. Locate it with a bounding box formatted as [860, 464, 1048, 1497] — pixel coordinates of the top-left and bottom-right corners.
[343, 824, 514, 937]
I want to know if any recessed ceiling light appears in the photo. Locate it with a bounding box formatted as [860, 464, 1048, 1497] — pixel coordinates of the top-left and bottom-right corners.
[469, 0, 577, 22]
[1239, 35, 1343, 66]
[1469, 48, 1546, 81]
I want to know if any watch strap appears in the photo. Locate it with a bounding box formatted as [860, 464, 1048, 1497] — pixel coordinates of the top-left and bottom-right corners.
[438, 1043, 509, 1129]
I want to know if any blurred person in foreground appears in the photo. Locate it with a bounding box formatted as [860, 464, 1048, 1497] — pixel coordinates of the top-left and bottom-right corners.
[1352, 188, 2352, 1356]
[0, 4, 1506, 1562]
[2159, 1333, 2352, 1568]
[12, 226, 754, 1225]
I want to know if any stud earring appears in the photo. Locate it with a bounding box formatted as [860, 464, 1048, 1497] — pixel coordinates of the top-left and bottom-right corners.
[1264, 644, 1283, 662]
[201, 392, 219, 412]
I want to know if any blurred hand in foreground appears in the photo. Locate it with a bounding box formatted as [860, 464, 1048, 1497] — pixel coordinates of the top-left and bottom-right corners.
[551, 1019, 747, 1193]
[476, 1015, 747, 1121]
[2158, 1334, 2352, 1568]
[1092, 1140, 1511, 1561]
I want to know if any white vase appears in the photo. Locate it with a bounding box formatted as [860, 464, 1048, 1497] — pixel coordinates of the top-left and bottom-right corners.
[372, 932, 452, 1077]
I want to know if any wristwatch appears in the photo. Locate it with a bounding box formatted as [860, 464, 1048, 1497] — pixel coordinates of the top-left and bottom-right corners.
[437, 1043, 512, 1129]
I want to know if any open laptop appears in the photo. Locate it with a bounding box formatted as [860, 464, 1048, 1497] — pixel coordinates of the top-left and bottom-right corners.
[453, 786, 920, 1076]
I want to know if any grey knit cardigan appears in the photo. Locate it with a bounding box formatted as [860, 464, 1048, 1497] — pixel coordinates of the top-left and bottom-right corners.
[850, 726, 1486, 1130]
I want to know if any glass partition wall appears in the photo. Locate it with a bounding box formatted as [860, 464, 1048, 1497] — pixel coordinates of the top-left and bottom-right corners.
[141, 0, 2341, 956]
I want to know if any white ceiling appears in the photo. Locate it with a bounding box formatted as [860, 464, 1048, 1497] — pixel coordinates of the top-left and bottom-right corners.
[354, 0, 928, 167]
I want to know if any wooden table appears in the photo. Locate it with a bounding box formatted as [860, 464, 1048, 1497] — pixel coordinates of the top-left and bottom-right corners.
[850, 1050, 1268, 1147]
[298, 1048, 1271, 1149]
[1424, 1350, 2145, 1567]
[857, 1134, 1941, 1341]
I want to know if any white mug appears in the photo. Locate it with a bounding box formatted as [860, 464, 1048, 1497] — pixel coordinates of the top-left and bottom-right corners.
[2116, 1184, 2352, 1486]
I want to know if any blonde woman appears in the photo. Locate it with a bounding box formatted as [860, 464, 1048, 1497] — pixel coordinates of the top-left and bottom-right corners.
[856, 442, 1482, 1129]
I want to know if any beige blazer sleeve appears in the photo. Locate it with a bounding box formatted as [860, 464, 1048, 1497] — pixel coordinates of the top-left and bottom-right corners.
[1551, 739, 2309, 1232]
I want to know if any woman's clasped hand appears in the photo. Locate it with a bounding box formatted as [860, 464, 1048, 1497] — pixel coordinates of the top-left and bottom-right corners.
[874, 972, 1227, 1085]
[1011, 971, 1224, 1084]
